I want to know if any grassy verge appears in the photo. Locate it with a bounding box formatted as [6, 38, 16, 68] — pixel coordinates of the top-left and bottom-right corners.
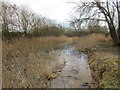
[3, 36, 72, 88]
[89, 42, 118, 88]
[75, 34, 119, 88]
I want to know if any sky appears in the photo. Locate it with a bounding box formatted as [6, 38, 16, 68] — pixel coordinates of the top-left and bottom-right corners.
[4, 0, 77, 27]
[2, 0, 117, 27]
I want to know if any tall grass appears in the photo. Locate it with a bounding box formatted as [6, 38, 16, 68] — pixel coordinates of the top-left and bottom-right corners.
[3, 36, 72, 88]
[3, 35, 71, 59]
[75, 34, 112, 51]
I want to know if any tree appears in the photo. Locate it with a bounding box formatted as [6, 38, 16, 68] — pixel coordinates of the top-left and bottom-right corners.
[1, 2, 10, 32]
[1, 2, 19, 39]
[19, 7, 35, 35]
[71, 0, 120, 45]
[1, 1, 65, 38]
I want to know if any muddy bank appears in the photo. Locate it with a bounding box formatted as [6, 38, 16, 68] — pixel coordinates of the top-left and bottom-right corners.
[82, 42, 119, 88]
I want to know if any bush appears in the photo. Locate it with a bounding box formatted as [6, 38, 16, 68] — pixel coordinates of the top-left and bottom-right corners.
[88, 25, 109, 36]
[2, 26, 65, 39]
[31, 26, 65, 37]
[65, 30, 90, 37]
[2, 31, 24, 39]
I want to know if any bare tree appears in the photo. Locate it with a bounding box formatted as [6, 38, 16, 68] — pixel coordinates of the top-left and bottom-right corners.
[32, 15, 47, 29]
[1, 1, 64, 37]
[71, 0, 120, 45]
[1, 2, 21, 32]
[19, 6, 34, 35]
[1, 2, 10, 32]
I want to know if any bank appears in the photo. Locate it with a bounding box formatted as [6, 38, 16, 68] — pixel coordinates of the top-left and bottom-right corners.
[75, 34, 119, 88]
[82, 42, 119, 88]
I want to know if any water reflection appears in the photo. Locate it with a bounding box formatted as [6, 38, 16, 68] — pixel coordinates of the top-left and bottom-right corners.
[47, 44, 93, 88]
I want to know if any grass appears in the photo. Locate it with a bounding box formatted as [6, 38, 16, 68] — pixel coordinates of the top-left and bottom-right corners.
[3, 51, 63, 88]
[89, 43, 118, 88]
[3, 35, 71, 58]
[3, 35, 72, 88]
[100, 58, 118, 88]
[75, 34, 112, 51]
[3, 34, 119, 88]
[74, 34, 118, 88]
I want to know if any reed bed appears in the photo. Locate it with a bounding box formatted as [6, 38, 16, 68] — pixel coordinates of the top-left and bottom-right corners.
[75, 34, 112, 51]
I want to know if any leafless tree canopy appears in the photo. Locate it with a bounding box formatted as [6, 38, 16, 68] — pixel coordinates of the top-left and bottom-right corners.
[70, 0, 120, 45]
[0, 2, 59, 34]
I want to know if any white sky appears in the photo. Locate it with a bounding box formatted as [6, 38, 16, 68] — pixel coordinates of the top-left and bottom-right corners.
[2, 0, 117, 27]
[5, 0, 76, 26]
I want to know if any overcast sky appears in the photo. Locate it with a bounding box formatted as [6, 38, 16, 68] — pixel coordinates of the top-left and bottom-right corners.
[2, 0, 112, 26]
[4, 0, 77, 27]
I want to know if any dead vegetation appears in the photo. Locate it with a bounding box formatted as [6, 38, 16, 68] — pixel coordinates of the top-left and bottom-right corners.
[75, 34, 118, 88]
[2, 34, 118, 88]
[3, 35, 71, 58]
[75, 34, 112, 51]
[2, 36, 71, 88]
[88, 43, 118, 88]
[92, 52, 118, 88]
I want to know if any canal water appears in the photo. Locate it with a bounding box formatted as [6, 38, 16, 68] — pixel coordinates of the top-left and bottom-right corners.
[47, 44, 93, 88]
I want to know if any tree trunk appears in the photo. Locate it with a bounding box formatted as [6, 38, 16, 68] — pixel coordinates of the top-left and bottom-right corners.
[109, 24, 119, 45]
[116, 1, 120, 45]
[117, 13, 120, 45]
[96, 1, 119, 45]
[24, 30, 27, 36]
[118, 28, 120, 45]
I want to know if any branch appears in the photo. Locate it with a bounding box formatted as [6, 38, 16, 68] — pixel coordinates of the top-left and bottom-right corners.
[77, 18, 106, 22]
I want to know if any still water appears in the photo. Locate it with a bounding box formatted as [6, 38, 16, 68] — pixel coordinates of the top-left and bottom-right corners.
[47, 44, 93, 88]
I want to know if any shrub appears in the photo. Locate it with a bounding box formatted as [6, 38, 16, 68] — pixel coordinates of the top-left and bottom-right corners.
[65, 30, 89, 37]
[31, 26, 65, 37]
[2, 26, 65, 39]
[2, 31, 24, 40]
[88, 25, 109, 36]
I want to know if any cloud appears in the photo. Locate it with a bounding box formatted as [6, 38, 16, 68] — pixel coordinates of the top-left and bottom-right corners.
[8, 0, 75, 25]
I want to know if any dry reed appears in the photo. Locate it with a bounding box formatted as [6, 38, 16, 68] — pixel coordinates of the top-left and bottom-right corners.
[75, 34, 112, 51]
[2, 36, 71, 88]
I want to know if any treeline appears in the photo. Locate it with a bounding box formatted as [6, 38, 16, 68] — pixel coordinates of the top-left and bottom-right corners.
[1, 1, 65, 39]
[66, 24, 109, 37]
[1, 1, 109, 39]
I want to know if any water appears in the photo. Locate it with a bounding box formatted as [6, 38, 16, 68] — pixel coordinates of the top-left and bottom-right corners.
[47, 44, 93, 88]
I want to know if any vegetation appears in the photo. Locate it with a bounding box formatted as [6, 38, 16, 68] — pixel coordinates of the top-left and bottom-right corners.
[65, 30, 89, 37]
[70, 0, 120, 45]
[30, 26, 65, 37]
[70, 0, 119, 88]
[3, 36, 72, 88]
[1, 1, 65, 39]
[88, 24, 109, 36]
[75, 34, 111, 51]
[66, 24, 109, 37]
[3, 36, 71, 59]
[75, 34, 118, 88]
[1, 2, 110, 40]
[1, 0, 119, 88]
[89, 43, 118, 88]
